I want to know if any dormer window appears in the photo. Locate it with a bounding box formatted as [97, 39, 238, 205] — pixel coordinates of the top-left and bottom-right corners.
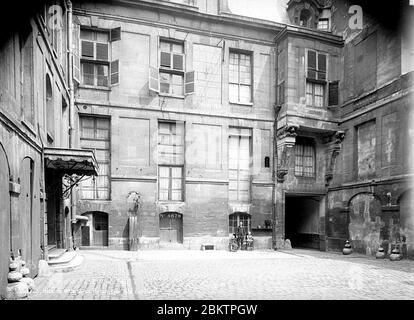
[317, 18, 330, 31]
[300, 9, 312, 28]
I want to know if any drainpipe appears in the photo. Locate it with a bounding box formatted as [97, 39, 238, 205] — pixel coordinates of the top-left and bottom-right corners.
[67, 0, 77, 250]
[272, 40, 281, 250]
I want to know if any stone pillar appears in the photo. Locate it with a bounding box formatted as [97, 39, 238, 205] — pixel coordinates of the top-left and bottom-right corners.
[273, 124, 297, 249]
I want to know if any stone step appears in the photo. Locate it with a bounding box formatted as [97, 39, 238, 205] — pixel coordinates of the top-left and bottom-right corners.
[158, 243, 185, 250]
[48, 248, 67, 260]
[49, 254, 84, 273]
[48, 251, 76, 266]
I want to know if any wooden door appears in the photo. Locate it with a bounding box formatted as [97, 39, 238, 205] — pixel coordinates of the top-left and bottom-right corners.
[92, 212, 108, 246]
[0, 146, 10, 298]
[81, 226, 90, 246]
[20, 158, 33, 273]
[159, 213, 182, 243]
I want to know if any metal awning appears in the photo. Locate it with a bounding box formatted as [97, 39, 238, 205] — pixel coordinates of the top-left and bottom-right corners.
[44, 147, 98, 176]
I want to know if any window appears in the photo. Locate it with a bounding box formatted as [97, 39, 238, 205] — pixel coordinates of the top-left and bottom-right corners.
[79, 28, 120, 87]
[306, 81, 325, 107]
[294, 139, 315, 177]
[46, 74, 54, 140]
[79, 116, 111, 199]
[300, 9, 312, 27]
[229, 213, 251, 235]
[307, 50, 327, 81]
[159, 40, 184, 95]
[158, 121, 184, 201]
[317, 18, 330, 31]
[228, 128, 251, 202]
[159, 166, 183, 201]
[80, 29, 109, 86]
[277, 81, 285, 105]
[229, 51, 252, 104]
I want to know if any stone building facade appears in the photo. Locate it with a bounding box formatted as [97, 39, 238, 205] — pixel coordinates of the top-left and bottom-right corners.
[70, 0, 414, 256]
[0, 0, 97, 298]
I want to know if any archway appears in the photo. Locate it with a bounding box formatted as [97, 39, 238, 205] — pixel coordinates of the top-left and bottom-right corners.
[0, 144, 10, 298]
[159, 212, 183, 243]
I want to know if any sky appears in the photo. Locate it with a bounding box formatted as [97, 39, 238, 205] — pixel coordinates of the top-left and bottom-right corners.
[227, 0, 290, 23]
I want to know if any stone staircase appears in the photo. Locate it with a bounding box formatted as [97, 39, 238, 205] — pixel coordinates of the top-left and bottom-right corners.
[47, 247, 84, 272]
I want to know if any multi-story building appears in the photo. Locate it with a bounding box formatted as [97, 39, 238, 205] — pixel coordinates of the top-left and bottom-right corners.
[70, 0, 414, 258]
[71, 0, 281, 250]
[0, 0, 97, 298]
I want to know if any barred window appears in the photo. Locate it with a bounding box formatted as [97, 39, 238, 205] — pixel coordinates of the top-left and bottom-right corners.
[295, 141, 315, 177]
[229, 51, 252, 104]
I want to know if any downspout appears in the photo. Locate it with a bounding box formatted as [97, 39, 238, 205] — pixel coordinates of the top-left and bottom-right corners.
[38, 123, 48, 261]
[272, 42, 278, 250]
[67, 0, 77, 249]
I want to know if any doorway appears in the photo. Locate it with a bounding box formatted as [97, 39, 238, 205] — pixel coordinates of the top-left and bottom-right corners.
[285, 195, 321, 249]
[159, 212, 183, 243]
[92, 212, 108, 246]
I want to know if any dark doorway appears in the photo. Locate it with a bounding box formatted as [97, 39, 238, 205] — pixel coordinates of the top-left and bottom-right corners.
[285, 195, 320, 249]
[92, 212, 108, 246]
[159, 212, 183, 243]
[81, 226, 90, 246]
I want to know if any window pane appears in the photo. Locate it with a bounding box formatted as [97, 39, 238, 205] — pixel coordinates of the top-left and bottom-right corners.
[172, 43, 183, 54]
[239, 85, 251, 103]
[159, 166, 170, 178]
[229, 84, 239, 101]
[160, 41, 171, 52]
[80, 29, 93, 40]
[171, 74, 183, 95]
[96, 64, 109, 86]
[96, 31, 109, 42]
[82, 63, 94, 85]
[229, 64, 239, 83]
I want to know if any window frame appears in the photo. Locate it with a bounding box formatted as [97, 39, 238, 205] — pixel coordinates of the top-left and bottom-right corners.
[229, 213, 251, 235]
[80, 28, 111, 87]
[317, 18, 330, 31]
[228, 49, 253, 105]
[158, 165, 184, 202]
[158, 38, 185, 97]
[306, 81, 325, 107]
[294, 139, 316, 178]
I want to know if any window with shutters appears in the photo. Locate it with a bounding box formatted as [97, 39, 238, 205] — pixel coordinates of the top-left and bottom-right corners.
[79, 28, 120, 87]
[306, 49, 327, 107]
[159, 40, 184, 96]
[229, 51, 252, 104]
[294, 138, 315, 178]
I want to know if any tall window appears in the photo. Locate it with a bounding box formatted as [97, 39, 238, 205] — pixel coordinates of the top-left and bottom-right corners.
[158, 121, 184, 201]
[228, 128, 251, 202]
[229, 51, 252, 104]
[294, 138, 315, 177]
[46, 74, 54, 141]
[159, 40, 185, 95]
[306, 50, 327, 107]
[300, 9, 312, 27]
[80, 29, 110, 86]
[79, 117, 111, 199]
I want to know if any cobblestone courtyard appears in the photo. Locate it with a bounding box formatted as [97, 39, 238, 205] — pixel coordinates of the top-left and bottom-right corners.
[28, 249, 414, 300]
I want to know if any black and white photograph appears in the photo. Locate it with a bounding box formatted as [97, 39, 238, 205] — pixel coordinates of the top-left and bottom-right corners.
[0, 0, 414, 309]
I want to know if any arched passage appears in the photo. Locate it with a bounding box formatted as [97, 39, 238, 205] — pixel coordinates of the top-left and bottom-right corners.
[0, 144, 10, 298]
